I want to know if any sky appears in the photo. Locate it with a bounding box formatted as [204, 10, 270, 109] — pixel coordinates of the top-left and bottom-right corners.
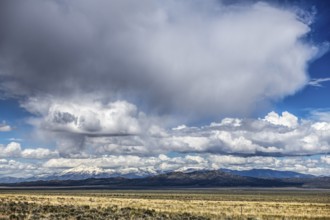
[0, 0, 330, 178]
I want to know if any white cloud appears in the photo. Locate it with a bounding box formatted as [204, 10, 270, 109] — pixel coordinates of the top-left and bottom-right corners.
[0, 159, 44, 178]
[264, 111, 298, 128]
[321, 156, 330, 165]
[58, 111, 329, 157]
[3, 110, 324, 160]
[23, 98, 164, 155]
[21, 148, 59, 159]
[309, 110, 330, 122]
[0, 142, 59, 159]
[162, 111, 330, 156]
[43, 156, 150, 169]
[25, 99, 142, 135]
[0, 122, 12, 132]
[0, 142, 21, 157]
[308, 77, 330, 87]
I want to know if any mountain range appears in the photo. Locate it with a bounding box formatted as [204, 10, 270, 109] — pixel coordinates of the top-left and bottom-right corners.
[0, 167, 316, 184]
[0, 166, 158, 183]
[1, 168, 329, 189]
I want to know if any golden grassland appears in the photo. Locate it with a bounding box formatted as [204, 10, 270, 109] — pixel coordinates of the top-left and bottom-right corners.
[0, 189, 329, 219]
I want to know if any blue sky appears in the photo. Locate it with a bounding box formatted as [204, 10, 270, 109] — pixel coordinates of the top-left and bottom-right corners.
[0, 0, 330, 178]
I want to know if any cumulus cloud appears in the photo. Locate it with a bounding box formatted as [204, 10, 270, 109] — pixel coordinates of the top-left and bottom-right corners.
[0, 142, 21, 157]
[0, 122, 11, 132]
[0, 159, 45, 178]
[21, 148, 59, 159]
[264, 111, 298, 128]
[0, 0, 318, 120]
[173, 112, 330, 155]
[0, 142, 59, 159]
[65, 111, 330, 157]
[321, 155, 330, 165]
[26, 99, 142, 135]
[23, 98, 162, 155]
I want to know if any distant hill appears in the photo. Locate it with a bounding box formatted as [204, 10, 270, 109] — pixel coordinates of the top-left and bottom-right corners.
[132, 170, 300, 187]
[221, 169, 315, 179]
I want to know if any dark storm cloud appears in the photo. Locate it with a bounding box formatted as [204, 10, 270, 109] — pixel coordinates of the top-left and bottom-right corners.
[0, 0, 317, 119]
[0, 0, 145, 96]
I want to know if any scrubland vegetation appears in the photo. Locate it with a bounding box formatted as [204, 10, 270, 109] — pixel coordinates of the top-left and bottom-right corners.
[0, 189, 329, 219]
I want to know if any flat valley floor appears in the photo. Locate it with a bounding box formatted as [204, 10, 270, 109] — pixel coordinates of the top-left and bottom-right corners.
[0, 188, 329, 219]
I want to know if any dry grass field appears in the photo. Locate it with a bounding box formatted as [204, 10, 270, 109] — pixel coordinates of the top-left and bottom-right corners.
[0, 189, 329, 219]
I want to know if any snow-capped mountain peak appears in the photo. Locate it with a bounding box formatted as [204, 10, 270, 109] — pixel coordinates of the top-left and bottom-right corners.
[60, 165, 108, 175]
